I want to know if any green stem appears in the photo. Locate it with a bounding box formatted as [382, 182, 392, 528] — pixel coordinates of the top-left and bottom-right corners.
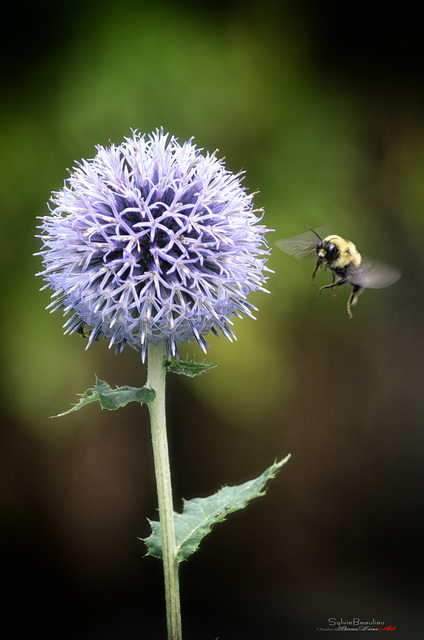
[146, 342, 182, 640]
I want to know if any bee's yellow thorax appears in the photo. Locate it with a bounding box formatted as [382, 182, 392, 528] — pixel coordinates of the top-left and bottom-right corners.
[323, 235, 362, 268]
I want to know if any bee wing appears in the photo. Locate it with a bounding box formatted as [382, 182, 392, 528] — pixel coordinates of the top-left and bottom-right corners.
[347, 260, 401, 289]
[276, 227, 328, 259]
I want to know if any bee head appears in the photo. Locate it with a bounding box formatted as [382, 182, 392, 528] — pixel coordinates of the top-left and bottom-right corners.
[316, 240, 340, 262]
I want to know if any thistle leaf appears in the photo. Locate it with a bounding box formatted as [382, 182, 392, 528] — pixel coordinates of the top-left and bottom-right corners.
[52, 377, 156, 417]
[165, 357, 218, 377]
[142, 455, 291, 562]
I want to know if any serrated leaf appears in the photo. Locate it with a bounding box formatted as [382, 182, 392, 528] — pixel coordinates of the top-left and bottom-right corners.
[142, 455, 291, 562]
[164, 357, 217, 377]
[53, 377, 156, 417]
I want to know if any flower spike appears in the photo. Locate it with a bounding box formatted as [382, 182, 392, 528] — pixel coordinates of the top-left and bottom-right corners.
[36, 129, 272, 359]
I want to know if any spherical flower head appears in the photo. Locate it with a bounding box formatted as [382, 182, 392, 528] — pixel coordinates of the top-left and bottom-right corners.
[36, 129, 272, 360]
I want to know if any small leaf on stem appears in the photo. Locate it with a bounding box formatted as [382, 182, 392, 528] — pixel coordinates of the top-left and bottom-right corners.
[52, 377, 156, 417]
[165, 357, 218, 377]
[142, 455, 291, 562]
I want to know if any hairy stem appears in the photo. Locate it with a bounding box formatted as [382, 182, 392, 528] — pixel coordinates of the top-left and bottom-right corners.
[147, 342, 182, 640]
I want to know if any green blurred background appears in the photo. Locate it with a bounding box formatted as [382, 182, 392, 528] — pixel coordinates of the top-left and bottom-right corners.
[1, 0, 424, 637]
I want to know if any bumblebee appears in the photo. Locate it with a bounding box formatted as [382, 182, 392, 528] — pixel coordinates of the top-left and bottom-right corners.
[277, 226, 401, 318]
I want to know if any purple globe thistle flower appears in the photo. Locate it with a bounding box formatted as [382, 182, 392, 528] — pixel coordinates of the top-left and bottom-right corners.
[36, 130, 271, 360]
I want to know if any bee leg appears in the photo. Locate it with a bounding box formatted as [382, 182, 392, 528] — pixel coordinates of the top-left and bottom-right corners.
[346, 285, 362, 319]
[319, 275, 347, 296]
[312, 258, 322, 280]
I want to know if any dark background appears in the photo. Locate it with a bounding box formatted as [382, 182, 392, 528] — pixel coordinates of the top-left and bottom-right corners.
[1, 1, 424, 637]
